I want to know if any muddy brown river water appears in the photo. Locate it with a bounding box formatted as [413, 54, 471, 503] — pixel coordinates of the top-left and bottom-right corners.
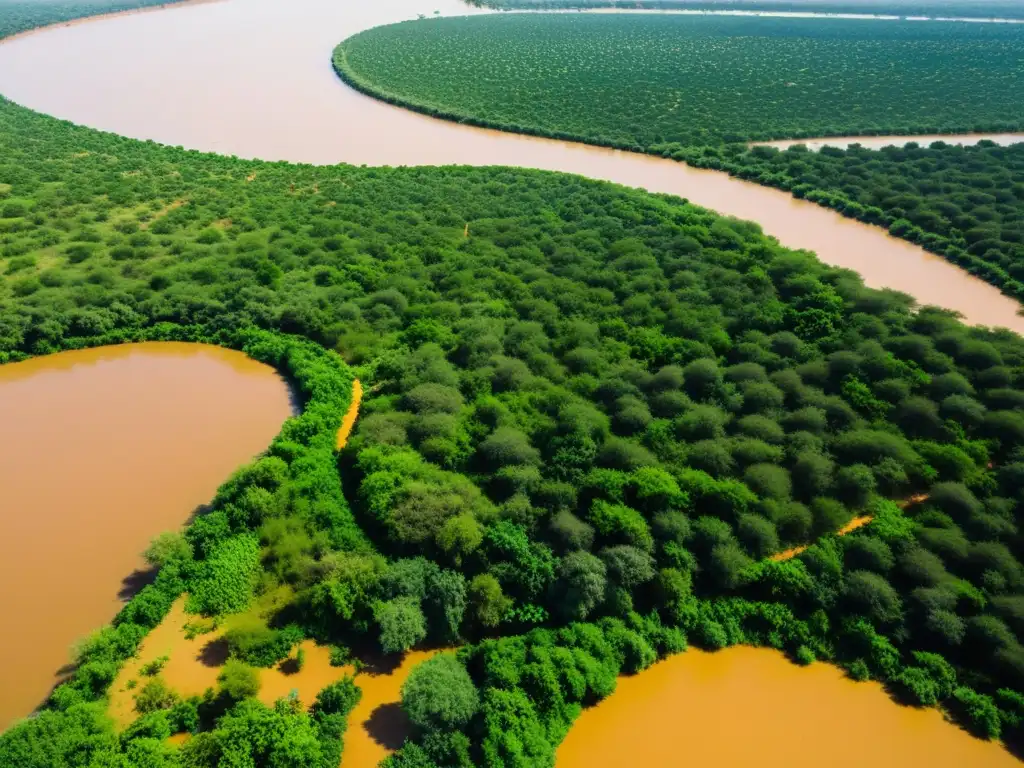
[3, 1, 1024, 761]
[0, 343, 293, 728]
[557, 647, 1023, 768]
[1, 0, 1024, 331]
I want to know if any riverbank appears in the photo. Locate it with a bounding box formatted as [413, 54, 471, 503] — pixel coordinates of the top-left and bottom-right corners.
[2, 0, 1022, 330]
[0, 342, 293, 729]
[332, 12, 1024, 309]
[755, 131, 1024, 151]
[0, 0, 219, 47]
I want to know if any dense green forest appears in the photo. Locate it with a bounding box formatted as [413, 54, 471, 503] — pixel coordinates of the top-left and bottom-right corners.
[335, 13, 1024, 301]
[470, 0, 1024, 17]
[335, 15, 1024, 147]
[0, 0, 184, 38]
[704, 141, 1024, 299]
[6, 2, 1024, 767]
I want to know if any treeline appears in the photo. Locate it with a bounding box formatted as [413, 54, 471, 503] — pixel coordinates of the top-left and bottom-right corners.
[334, 13, 1024, 310]
[5, 1, 1024, 765]
[468, 0, 1024, 18]
[335, 15, 1024, 149]
[0, 0, 189, 39]
[660, 140, 1024, 301]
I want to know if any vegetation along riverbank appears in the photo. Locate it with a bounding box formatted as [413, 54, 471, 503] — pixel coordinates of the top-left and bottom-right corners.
[465, 0, 1024, 20]
[4, 0, 1024, 766]
[334, 13, 1024, 301]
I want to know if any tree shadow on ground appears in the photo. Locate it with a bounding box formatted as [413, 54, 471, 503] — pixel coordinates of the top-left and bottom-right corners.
[198, 638, 229, 668]
[356, 651, 403, 677]
[118, 566, 157, 601]
[363, 702, 410, 750]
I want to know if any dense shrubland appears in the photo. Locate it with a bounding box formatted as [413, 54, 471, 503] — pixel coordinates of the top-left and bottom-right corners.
[335, 13, 1024, 300]
[700, 141, 1024, 299]
[6, 1, 1024, 766]
[5, 82, 1024, 761]
[468, 0, 1024, 17]
[335, 15, 1024, 148]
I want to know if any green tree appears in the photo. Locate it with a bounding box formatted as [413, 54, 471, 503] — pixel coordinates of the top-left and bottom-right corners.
[218, 660, 261, 702]
[375, 597, 428, 654]
[468, 573, 512, 629]
[552, 551, 607, 621]
[401, 654, 480, 731]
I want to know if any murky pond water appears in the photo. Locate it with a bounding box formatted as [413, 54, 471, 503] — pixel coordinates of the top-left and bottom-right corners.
[557, 646, 1022, 767]
[0, 343, 293, 728]
[1, 0, 1023, 332]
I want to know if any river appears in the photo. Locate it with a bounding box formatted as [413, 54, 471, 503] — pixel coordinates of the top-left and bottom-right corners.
[0, 343, 293, 729]
[3, 0, 1024, 759]
[557, 646, 1022, 767]
[1, 0, 1024, 332]
[757, 131, 1024, 151]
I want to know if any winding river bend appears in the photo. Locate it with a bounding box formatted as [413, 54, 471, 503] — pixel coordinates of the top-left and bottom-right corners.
[3, 1, 1024, 761]
[1, 0, 1024, 332]
[0, 344, 293, 729]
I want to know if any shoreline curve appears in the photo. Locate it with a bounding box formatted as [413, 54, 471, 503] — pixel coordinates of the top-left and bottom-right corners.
[1, 0, 1023, 332]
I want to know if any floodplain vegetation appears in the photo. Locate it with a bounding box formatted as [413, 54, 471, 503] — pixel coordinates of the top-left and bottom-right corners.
[5, 2, 1024, 768]
[335, 14, 1024, 301]
[335, 15, 1024, 147]
[467, 0, 1024, 18]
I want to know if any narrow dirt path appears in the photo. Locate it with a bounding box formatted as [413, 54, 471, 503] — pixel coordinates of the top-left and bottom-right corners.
[770, 515, 875, 562]
[769, 491, 932, 563]
[337, 379, 363, 450]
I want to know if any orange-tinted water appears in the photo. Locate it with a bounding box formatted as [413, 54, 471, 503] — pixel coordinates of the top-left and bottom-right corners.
[1, 0, 1023, 332]
[557, 646, 1021, 768]
[109, 594, 436, 767]
[0, 343, 293, 729]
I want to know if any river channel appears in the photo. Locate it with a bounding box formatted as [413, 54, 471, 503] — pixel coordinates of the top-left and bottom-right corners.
[3, 0, 1024, 760]
[0, 343, 293, 729]
[1, 0, 1024, 331]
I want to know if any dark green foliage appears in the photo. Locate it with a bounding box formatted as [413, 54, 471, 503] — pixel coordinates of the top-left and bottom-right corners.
[178, 695, 348, 768]
[336, 15, 1024, 149]
[951, 686, 1002, 739]
[335, 15, 1024, 301]
[728, 141, 1024, 301]
[224, 621, 304, 668]
[217, 660, 261, 703]
[469, 0, 1024, 17]
[375, 596, 428, 654]
[5, 3, 1024, 765]
[134, 678, 178, 715]
[401, 654, 481, 731]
